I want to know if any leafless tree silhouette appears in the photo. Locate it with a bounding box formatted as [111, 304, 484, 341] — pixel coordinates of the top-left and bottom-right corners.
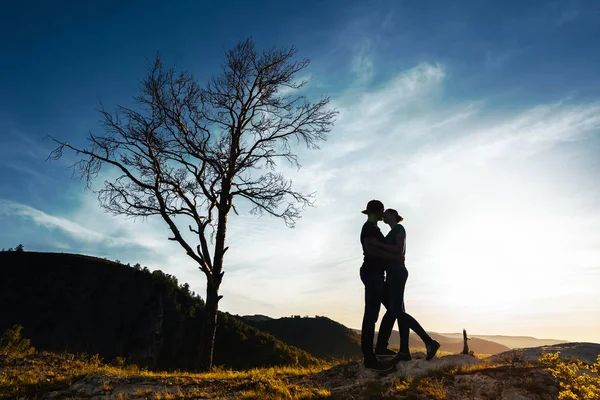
[47, 38, 338, 370]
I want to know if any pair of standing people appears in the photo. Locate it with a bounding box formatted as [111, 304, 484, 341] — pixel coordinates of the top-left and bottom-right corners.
[359, 199, 440, 370]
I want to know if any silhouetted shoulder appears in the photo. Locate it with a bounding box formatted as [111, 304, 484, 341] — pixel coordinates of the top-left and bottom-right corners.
[395, 224, 406, 236]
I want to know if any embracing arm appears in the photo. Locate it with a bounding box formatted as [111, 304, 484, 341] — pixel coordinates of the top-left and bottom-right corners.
[364, 241, 404, 261]
[367, 237, 404, 255]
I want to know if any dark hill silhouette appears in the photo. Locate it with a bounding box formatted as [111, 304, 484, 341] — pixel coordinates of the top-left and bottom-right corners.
[0, 251, 317, 371]
[242, 315, 362, 359]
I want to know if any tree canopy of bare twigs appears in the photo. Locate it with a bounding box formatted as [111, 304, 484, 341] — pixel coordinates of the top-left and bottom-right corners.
[47, 38, 337, 370]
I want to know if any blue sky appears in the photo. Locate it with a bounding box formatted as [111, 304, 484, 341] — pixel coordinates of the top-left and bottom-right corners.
[1, 0, 599, 342]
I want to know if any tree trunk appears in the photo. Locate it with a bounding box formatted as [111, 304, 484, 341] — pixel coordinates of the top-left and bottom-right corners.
[198, 180, 231, 371]
[199, 281, 219, 371]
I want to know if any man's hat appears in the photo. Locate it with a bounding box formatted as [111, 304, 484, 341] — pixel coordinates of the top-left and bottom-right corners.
[361, 200, 384, 214]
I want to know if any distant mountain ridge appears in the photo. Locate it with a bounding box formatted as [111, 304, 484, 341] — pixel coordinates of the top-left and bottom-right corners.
[438, 333, 568, 349]
[375, 330, 511, 354]
[351, 328, 569, 355]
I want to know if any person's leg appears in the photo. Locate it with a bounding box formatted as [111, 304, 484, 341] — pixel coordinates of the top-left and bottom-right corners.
[374, 276, 395, 355]
[375, 273, 411, 355]
[398, 299, 410, 354]
[386, 266, 413, 356]
[360, 267, 385, 364]
[387, 266, 439, 360]
[397, 268, 410, 354]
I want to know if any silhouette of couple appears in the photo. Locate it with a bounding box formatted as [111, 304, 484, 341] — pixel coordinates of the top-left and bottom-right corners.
[359, 199, 440, 371]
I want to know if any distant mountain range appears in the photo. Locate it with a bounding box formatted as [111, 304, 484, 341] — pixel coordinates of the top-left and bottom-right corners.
[437, 333, 567, 349]
[347, 329, 507, 355]
[0, 250, 572, 372]
[349, 328, 568, 354]
[347, 328, 567, 354]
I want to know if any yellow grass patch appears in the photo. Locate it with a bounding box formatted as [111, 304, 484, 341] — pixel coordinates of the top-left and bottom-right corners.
[0, 350, 335, 399]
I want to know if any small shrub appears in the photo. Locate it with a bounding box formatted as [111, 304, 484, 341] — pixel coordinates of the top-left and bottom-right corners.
[540, 352, 600, 400]
[0, 324, 35, 356]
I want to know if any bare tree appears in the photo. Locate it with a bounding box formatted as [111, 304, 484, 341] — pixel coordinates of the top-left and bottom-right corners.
[47, 38, 338, 371]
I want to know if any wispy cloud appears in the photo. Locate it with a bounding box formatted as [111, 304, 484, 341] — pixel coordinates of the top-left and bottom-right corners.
[405, 101, 600, 174]
[0, 199, 110, 244]
[316, 62, 447, 162]
[351, 41, 374, 84]
[0, 161, 55, 183]
[0, 124, 53, 160]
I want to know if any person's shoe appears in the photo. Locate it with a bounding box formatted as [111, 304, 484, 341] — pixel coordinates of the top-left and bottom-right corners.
[364, 358, 395, 371]
[392, 351, 412, 363]
[426, 340, 441, 361]
[375, 348, 397, 357]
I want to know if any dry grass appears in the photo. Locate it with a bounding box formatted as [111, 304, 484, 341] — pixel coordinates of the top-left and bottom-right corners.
[415, 378, 447, 400]
[0, 351, 335, 399]
[0, 325, 575, 400]
[0, 345, 524, 400]
[0, 349, 567, 400]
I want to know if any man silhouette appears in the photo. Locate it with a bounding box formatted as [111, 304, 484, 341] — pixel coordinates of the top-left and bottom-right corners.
[359, 200, 405, 370]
